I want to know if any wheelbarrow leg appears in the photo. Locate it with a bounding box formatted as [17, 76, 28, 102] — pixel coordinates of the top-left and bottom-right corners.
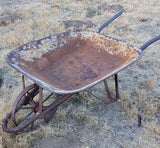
[38, 87, 43, 113]
[115, 74, 119, 100]
[22, 74, 25, 89]
[103, 74, 119, 103]
[44, 94, 60, 123]
[44, 108, 57, 124]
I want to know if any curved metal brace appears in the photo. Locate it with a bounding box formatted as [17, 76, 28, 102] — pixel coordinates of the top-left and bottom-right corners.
[103, 74, 119, 103]
[2, 93, 73, 133]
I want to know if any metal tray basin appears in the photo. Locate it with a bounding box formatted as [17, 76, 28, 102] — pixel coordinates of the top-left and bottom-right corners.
[6, 30, 142, 94]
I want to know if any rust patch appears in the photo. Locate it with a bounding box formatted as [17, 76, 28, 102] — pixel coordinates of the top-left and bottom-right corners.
[6, 30, 141, 92]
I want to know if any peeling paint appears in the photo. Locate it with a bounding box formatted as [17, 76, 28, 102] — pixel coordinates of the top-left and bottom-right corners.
[6, 30, 142, 94]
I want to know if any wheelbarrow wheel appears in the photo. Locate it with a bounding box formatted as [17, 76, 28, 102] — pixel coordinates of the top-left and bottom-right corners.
[11, 83, 40, 126]
[2, 93, 73, 133]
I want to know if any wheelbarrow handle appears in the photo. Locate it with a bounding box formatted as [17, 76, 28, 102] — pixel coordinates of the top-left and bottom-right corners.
[140, 35, 160, 51]
[97, 10, 123, 33]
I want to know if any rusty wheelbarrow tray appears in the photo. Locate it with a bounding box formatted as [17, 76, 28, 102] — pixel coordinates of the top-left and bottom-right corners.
[2, 11, 160, 133]
[6, 30, 142, 94]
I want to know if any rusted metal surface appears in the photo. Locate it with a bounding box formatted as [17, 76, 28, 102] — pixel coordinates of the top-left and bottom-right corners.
[6, 30, 142, 94]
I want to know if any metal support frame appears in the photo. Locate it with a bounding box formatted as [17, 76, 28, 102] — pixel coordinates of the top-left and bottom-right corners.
[2, 74, 121, 133]
[103, 74, 119, 103]
[2, 73, 142, 133]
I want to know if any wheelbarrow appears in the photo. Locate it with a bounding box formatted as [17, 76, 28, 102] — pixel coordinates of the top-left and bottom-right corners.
[2, 11, 160, 133]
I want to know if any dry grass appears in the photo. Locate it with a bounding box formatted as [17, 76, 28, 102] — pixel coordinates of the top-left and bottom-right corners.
[0, 0, 160, 147]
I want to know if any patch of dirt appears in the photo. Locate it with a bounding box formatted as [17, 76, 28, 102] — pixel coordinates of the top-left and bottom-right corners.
[97, 4, 125, 12]
[32, 137, 79, 148]
[0, 12, 21, 26]
[156, 20, 160, 27]
[86, 8, 101, 18]
[63, 20, 95, 29]
[133, 24, 160, 37]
